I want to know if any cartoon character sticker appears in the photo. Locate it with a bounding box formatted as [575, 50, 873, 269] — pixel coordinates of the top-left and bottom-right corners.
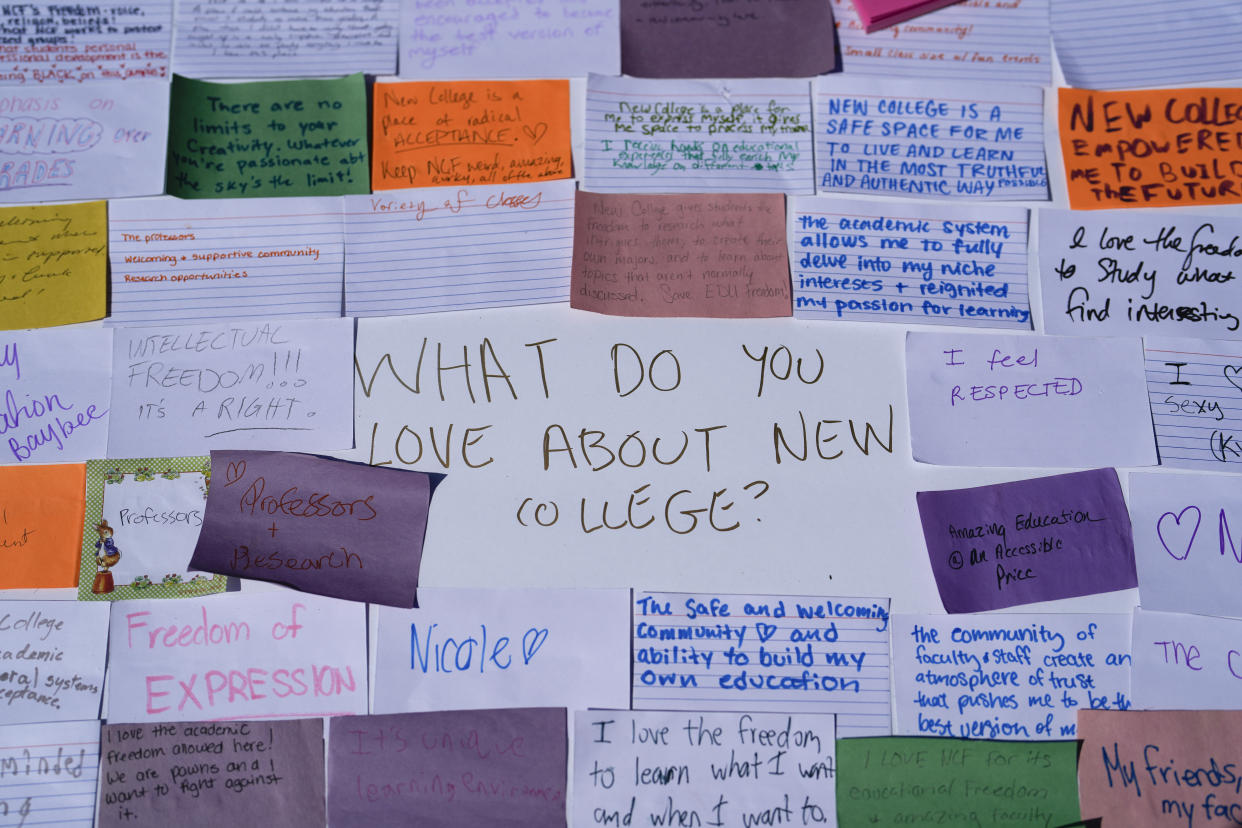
[92, 519, 122, 594]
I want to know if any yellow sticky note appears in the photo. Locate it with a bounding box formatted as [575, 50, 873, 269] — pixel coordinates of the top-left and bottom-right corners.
[0, 201, 106, 330]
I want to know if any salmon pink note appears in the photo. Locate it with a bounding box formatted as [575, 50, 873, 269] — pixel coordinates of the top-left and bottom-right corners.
[571, 191, 792, 318]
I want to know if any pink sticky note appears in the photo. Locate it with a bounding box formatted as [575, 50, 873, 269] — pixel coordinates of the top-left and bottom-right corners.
[850, 0, 964, 32]
[571, 191, 792, 319]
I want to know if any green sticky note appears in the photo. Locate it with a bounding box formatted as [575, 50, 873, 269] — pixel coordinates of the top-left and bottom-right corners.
[166, 73, 369, 198]
[836, 737, 1081, 827]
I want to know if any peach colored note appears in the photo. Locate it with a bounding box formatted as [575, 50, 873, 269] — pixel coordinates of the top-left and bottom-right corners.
[571, 191, 792, 318]
[0, 464, 85, 589]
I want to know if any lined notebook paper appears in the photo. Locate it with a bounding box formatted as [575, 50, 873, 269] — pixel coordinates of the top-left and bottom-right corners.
[108, 197, 344, 325]
[1145, 336, 1242, 472]
[0, 720, 99, 828]
[631, 591, 892, 737]
[585, 75, 815, 194]
[789, 196, 1030, 328]
[345, 181, 575, 316]
[815, 75, 1047, 200]
[0, 3, 170, 85]
[832, 0, 1051, 86]
[1053, 0, 1242, 89]
[400, 0, 619, 78]
[172, 0, 399, 77]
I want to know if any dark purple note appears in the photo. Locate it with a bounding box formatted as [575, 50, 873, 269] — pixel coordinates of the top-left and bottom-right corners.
[189, 450, 439, 608]
[620, 0, 837, 78]
[97, 719, 325, 828]
[328, 708, 568, 828]
[917, 468, 1137, 613]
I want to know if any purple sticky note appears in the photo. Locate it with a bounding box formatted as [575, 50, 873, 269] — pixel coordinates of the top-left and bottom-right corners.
[328, 708, 568, 828]
[916, 468, 1136, 612]
[97, 719, 325, 828]
[620, 0, 836, 78]
[189, 450, 439, 607]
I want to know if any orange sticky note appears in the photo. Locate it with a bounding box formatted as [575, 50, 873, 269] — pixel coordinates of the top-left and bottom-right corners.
[372, 79, 572, 190]
[1059, 87, 1242, 209]
[0, 464, 85, 589]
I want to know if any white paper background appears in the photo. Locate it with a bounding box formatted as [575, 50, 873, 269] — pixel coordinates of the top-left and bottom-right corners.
[373, 587, 630, 713]
[106, 591, 367, 722]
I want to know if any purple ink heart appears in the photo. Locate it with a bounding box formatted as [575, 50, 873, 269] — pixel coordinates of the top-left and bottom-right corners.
[1157, 505, 1201, 561]
[1224, 364, 1242, 394]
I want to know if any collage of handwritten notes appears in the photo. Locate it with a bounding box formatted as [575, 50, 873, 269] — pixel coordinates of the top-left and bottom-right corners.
[7, 0, 1242, 825]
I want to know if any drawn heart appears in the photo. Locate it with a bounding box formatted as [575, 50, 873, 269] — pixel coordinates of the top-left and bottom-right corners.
[522, 627, 549, 664]
[755, 622, 778, 643]
[1225, 364, 1242, 394]
[223, 459, 247, 487]
[1157, 505, 1201, 561]
[522, 122, 548, 144]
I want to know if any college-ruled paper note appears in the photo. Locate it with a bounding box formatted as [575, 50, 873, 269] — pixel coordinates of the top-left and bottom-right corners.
[109, 197, 344, 326]
[585, 75, 815, 194]
[816, 75, 1047, 200]
[344, 181, 574, 316]
[0, 720, 99, 828]
[401, 0, 618, 78]
[630, 591, 892, 737]
[831, 0, 1051, 86]
[1053, 0, 1242, 90]
[0, 3, 170, 85]
[906, 331, 1158, 468]
[174, 0, 398, 77]
[108, 318, 354, 458]
[788, 196, 1030, 327]
[0, 82, 168, 203]
[1144, 336, 1242, 471]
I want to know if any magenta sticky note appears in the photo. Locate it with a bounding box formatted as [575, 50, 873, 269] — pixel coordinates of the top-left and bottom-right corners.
[327, 708, 568, 828]
[189, 450, 440, 607]
[917, 468, 1137, 612]
[850, 0, 965, 32]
